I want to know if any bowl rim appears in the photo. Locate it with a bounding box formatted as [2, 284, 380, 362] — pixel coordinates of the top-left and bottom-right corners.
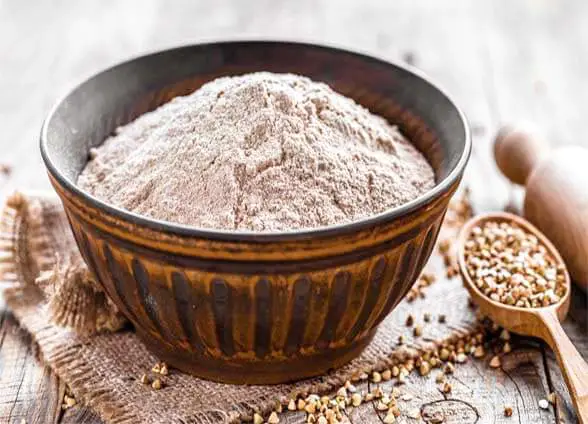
[40, 40, 471, 243]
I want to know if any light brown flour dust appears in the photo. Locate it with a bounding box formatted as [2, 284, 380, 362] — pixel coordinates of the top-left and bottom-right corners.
[78, 72, 434, 232]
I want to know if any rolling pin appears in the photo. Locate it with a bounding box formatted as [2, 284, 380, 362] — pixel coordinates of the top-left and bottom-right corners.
[494, 124, 588, 288]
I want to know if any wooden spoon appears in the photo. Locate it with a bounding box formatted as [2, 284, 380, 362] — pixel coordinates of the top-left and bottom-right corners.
[457, 212, 588, 423]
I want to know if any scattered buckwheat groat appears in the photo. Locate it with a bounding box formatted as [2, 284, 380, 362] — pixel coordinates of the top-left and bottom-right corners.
[151, 378, 162, 390]
[406, 272, 436, 302]
[463, 221, 567, 308]
[62, 395, 76, 410]
[137, 362, 170, 390]
[259, 318, 520, 424]
[61, 386, 77, 410]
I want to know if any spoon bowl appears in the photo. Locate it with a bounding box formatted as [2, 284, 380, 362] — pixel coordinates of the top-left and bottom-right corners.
[457, 212, 571, 337]
[457, 212, 587, 423]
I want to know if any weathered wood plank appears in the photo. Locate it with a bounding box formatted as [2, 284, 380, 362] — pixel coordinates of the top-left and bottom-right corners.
[0, 311, 64, 424]
[278, 410, 307, 424]
[60, 406, 102, 424]
[342, 345, 555, 424]
[344, 381, 376, 423]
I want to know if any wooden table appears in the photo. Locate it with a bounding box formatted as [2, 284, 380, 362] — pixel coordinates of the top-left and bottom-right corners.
[1, 1, 586, 423]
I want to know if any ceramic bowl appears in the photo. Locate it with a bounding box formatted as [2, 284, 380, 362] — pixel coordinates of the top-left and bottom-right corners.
[40, 41, 471, 384]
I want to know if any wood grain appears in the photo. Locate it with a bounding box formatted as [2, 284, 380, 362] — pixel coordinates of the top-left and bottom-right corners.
[60, 406, 102, 424]
[345, 346, 556, 424]
[0, 0, 587, 423]
[0, 311, 64, 424]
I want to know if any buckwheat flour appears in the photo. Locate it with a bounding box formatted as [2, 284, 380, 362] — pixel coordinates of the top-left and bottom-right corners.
[78, 72, 434, 231]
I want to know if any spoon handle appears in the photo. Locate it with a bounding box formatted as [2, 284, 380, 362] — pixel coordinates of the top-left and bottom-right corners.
[539, 309, 588, 423]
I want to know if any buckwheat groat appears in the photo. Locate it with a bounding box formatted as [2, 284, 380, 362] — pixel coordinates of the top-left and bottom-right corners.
[463, 221, 567, 308]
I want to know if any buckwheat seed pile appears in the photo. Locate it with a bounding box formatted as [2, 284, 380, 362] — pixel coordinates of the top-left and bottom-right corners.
[464, 221, 567, 308]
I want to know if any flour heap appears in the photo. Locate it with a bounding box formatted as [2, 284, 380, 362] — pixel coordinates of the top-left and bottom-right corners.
[78, 72, 435, 232]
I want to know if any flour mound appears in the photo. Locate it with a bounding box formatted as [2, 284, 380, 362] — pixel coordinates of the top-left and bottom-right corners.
[78, 72, 435, 232]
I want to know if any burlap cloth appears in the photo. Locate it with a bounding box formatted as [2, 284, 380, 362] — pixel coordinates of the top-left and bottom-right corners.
[0, 191, 477, 424]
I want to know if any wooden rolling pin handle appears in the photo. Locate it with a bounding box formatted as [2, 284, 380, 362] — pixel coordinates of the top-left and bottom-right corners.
[539, 309, 588, 424]
[494, 124, 549, 185]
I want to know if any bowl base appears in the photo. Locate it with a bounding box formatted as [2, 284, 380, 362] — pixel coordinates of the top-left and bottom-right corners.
[138, 330, 376, 385]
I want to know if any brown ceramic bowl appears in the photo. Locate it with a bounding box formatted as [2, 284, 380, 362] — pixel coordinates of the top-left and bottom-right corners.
[40, 41, 471, 384]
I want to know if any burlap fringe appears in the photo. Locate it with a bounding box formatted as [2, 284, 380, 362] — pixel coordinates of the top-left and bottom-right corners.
[0, 192, 138, 423]
[0, 191, 126, 334]
[1, 192, 46, 300]
[37, 258, 127, 335]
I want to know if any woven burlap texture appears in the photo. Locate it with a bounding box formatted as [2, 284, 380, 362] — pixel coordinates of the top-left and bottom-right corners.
[0, 191, 476, 424]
